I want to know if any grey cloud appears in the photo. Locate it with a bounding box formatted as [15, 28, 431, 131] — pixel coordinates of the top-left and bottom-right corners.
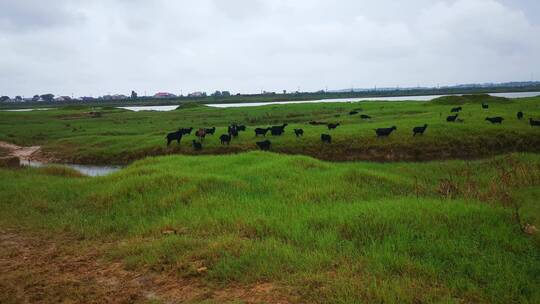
[0, 0, 539, 97]
[0, 0, 83, 32]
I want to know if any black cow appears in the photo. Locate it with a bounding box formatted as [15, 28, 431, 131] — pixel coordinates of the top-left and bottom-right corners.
[271, 123, 288, 132]
[375, 126, 397, 137]
[517, 112, 524, 120]
[482, 103, 489, 109]
[255, 127, 270, 136]
[294, 129, 304, 137]
[529, 118, 540, 126]
[256, 140, 271, 151]
[349, 111, 359, 115]
[192, 140, 202, 151]
[447, 114, 459, 122]
[181, 127, 194, 135]
[413, 124, 428, 136]
[228, 125, 239, 137]
[360, 114, 371, 120]
[166, 130, 182, 146]
[451, 107, 462, 113]
[271, 128, 284, 136]
[327, 123, 340, 130]
[270, 124, 287, 136]
[205, 127, 216, 135]
[220, 134, 231, 145]
[485, 117, 504, 124]
[321, 134, 332, 144]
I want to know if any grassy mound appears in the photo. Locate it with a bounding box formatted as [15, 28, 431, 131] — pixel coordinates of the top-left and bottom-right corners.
[175, 102, 207, 110]
[430, 94, 510, 105]
[1, 152, 539, 303]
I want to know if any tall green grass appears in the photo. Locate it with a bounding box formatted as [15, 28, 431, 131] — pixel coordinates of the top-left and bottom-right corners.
[0, 152, 539, 303]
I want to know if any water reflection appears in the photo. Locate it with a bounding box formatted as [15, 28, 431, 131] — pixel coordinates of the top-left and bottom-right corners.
[20, 160, 121, 177]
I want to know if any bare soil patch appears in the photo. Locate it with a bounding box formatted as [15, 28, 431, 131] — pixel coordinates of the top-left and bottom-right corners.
[0, 141, 53, 163]
[0, 229, 293, 304]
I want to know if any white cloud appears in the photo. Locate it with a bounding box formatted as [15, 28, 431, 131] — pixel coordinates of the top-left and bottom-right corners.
[0, 0, 538, 97]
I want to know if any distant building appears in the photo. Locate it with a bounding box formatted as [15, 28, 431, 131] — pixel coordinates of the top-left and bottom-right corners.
[54, 96, 72, 102]
[153, 92, 176, 99]
[188, 92, 206, 97]
[102, 94, 128, 100]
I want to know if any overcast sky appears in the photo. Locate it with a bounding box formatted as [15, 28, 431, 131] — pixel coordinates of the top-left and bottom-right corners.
[0, 0, 539, 97]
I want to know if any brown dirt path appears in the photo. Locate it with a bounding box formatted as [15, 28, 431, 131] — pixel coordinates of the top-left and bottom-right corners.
[0, 141, 43, 161]
[0, 229, 293, 304]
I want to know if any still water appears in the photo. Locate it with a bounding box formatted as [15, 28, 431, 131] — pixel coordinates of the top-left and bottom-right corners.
[3, 92, 539, 112]
[119, 91, 540, 111]
[20, 160, 121, 177]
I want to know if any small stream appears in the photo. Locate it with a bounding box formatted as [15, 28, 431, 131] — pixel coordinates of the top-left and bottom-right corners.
[20, 160, 122, 177]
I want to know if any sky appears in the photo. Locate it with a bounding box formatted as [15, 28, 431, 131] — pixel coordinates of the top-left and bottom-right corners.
[0, 0, 539, 97]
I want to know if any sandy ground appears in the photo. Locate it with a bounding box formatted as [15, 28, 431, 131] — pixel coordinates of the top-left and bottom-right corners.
[0, 141, 50, 163]
[0, 141, 41, 160]
[0, 229, 293, 304]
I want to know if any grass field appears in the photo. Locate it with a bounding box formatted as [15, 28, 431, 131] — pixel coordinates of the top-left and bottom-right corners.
[1, 152, 539, 303]
[1, 95, 540, 303]
[0, 95, 539, 164]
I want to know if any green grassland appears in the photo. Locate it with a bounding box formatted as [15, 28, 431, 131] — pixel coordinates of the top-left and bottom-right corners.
[0, 152, 539, 303]
[0, 95, 539, 164]
[1, 95, 540, 303]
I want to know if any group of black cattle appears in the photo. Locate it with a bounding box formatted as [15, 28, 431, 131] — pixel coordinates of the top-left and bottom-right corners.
[166, 103, 540, 151]
[445, 103, 539, 126]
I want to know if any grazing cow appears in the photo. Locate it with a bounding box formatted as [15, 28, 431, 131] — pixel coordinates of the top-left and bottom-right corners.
[309, 121, 328, 125]
[205, 127, 216, 135]
[271, 124, 288, 136]
[228, 125, 239, 137]
[529, 118, 540, 126]
[255, 127, 270, 136]
[271, 123, 288, 130]
[349, 111, 359, 115]
[517, 112, 524, 120]
[166, 130, 183, 146]
[327, 123, 340, 130]
[375, 126, 397, 137]
[271, 128, 284, 136]
[413, 124, 428, 136]
[321, 134, 332, 144]
[485, 117, 504, 124]
[192, 140, 202, 151]
[447, 114, 459, 122]
[220, 134, 231, 145]
[195, 128, 206, 140]
[451, 107, 462, 113]
[236, 125, 246, 132]
[294, 129, 304, 137]
[360, 114, 372, 119]
[256, 140, 271, 151]
[482, 103, 489, 109]
[181, 127, 194, 135]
